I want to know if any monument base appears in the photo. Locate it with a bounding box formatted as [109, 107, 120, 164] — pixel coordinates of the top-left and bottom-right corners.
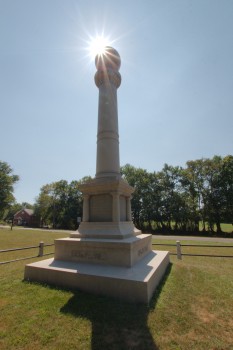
[24, 250, 170, 303]
[24, 232, 170, 303]
[54, 234, 152, 267]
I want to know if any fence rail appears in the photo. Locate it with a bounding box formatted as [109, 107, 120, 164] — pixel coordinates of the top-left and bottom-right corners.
[1, 240, 233, 265]
[0, 242, 54, 265]
[152, 241, 233, 259]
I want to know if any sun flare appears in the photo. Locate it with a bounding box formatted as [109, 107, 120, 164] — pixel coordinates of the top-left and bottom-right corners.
[88, 35, 109, 58]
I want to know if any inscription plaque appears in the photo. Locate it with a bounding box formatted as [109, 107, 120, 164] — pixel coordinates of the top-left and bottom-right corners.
[71, 250, 107, 261]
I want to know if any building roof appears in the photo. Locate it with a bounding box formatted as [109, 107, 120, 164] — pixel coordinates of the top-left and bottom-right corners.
[14, 208, 34, 217]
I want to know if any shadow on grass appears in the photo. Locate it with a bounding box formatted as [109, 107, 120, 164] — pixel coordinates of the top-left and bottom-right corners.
[60, 263, 172, 350]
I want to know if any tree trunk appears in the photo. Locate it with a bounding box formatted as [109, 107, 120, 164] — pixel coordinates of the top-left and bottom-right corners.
[216, 220, 222, 233]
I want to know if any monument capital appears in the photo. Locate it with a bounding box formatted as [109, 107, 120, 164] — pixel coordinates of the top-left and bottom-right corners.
[95, 46, 121, 71]
[94, 46, 121, 88]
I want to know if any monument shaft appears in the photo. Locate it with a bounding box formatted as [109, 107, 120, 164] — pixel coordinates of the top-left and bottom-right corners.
[96, 84, 120, 177]
[95, 48, 121, 178]
[70, 46, 138, 238]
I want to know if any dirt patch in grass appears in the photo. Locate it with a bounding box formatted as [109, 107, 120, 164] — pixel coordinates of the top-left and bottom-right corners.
[192, 296, 217, 323]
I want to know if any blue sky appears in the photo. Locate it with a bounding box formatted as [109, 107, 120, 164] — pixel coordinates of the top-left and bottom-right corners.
[1, 0, 233, 204]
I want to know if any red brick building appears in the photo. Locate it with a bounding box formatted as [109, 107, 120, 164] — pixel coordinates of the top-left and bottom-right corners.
[13, 208, 39, 227]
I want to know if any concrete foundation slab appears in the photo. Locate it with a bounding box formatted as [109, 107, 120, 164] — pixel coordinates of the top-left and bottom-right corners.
[24, 250, 170, 303]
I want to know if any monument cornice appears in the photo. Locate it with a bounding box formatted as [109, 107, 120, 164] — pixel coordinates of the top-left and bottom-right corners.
[79, 177, 134, 196]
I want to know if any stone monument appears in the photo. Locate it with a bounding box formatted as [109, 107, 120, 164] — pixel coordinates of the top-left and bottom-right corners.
[24, 47, 170, 303]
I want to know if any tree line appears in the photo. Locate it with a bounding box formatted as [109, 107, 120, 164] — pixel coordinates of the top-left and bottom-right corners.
[121, 155, 233, 234]
[33, 177, 91, 230]
[1, 155, 233, 234]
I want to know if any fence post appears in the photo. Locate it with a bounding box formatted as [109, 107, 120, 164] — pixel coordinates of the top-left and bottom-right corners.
[38, 241, 44, 257]
[176, 241, 182, 260]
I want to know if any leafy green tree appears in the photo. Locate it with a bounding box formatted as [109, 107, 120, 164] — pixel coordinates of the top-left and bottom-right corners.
[156, 164, 186, 232]
[220, 155, 233, 226]
[201, 155, 233, 233]
[35, 177, 91, 230]
[139, 171, 163, 231]
[21, 202, 34, 209]
[182, 159, 207, 231]
[121, 164, 152, 230]
[3, 202, 22, 222]
[185, 155, 231, 234]
[34, 157, 233, 234]
[202, 156, 223, 233]
[0, 161, 19, 219]
[122, 163, 196, 232]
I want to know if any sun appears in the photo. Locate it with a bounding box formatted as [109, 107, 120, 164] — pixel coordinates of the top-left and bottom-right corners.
[88, 35, 110, 58]
[82, 32, 117, 66]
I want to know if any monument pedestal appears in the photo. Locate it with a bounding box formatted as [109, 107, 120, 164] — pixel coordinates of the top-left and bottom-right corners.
[76, 176, 137, 239]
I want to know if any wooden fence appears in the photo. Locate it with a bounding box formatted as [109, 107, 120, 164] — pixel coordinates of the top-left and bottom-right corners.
[0, 242, 54, 265]
[1, 241, 233, 265]
[152, 241, 233, 259]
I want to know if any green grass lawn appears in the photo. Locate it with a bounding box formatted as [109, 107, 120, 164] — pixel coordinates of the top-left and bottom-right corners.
[220, 223, 233, 233]
[0, 228, 233, 350]
[199, 222, 233, 234]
